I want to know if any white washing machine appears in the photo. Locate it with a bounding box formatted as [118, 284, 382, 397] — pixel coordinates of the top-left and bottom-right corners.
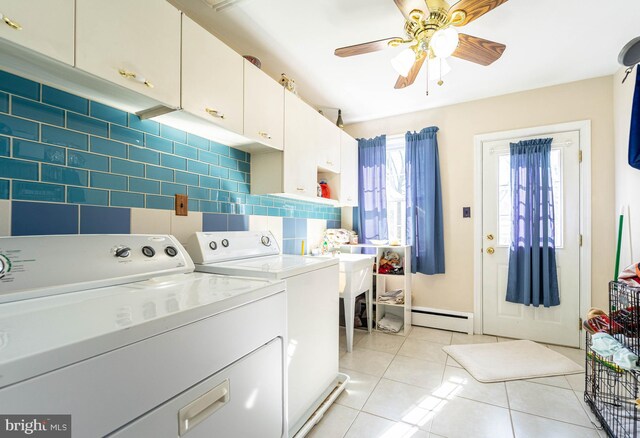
[185, 231, 347, 438]
[0, 234, 287, 438]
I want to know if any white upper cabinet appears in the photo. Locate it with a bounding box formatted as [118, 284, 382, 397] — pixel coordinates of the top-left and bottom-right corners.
[0, 0, 74, 65]
[243, 60, 284, 150]
[182, 16, 243, 135]
[283, 91, 318, 197]
[315, 114, 341, 173]
[339, 131, 359, 206]
[76, 0, 181, 107]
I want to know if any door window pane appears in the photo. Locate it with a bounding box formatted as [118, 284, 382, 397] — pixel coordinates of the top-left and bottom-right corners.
[497, 148, 564, 248]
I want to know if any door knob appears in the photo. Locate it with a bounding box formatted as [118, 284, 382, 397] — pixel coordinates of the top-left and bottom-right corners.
[487, 234, 494, 240]
[486, 247, 495, 255]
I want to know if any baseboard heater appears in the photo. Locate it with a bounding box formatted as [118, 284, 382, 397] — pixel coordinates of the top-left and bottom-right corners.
[411, 306, 474, 335]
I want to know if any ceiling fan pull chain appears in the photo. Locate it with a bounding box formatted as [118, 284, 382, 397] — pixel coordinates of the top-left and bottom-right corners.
[425, 56, 430, 96]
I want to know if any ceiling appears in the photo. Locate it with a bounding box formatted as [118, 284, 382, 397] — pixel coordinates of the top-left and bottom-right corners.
[170, 0, 640, 124]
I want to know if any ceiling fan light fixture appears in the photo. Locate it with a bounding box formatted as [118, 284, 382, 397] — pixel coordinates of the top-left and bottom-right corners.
[391, 48, 416, 77]
[431, 27, 459, 58]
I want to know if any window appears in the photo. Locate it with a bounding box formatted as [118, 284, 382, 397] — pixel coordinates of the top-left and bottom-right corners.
[386, 135, 406, 244]
[497, 148, 564, 247]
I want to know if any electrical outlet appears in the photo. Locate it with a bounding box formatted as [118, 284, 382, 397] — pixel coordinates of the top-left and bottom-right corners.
[463, 207, 471, 218]
[175, 194, 188, 216]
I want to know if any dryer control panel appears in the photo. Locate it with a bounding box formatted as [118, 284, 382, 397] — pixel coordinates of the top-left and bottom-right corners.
[185, 231, 280, 264]
[0, 235, 194, 303]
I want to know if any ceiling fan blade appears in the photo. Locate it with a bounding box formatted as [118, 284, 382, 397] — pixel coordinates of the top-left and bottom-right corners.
[335, 37, 403, 57]
[394, 53, 426, 89]
[448, 0, 508, 26]
[393, 0, 428, 21]
[452, 33, 506, 66]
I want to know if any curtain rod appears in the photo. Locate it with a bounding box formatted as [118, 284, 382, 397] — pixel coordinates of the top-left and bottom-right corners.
[489, 140, 573, 154]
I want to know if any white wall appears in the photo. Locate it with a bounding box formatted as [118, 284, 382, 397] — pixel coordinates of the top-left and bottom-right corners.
[614, 67, 640, 269]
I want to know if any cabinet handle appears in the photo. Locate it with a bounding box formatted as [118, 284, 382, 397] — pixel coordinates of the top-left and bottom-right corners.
[296, 187, 305, 192]
[347, 197, 353, 201]
[205, 108, 225, 119]
[118, 69, 154, 88]
[326, 160, 333, 165]
[259, 131, 272, 140]
[1, 14, 22, 30]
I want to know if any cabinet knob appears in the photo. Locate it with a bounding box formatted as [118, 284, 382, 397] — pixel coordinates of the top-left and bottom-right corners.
[1, 14, 22, 30]
[259, 131, 272, 140]
[205, 108, 225, 119]
[118, 69, 154, 88]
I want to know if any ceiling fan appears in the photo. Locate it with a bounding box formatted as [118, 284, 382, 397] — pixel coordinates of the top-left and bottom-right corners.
[334, 0, 508, 90]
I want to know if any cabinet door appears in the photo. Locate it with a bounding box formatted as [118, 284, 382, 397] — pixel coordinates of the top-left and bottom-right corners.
[182, 16, 243, 135]
[76, 0, 181, 107]
[340, 131, 359, 206]
[316, 115, 341, 173]
[244, 60, 284, 150]
[284, 91, 317, 197]
[0, 0, 74, 65]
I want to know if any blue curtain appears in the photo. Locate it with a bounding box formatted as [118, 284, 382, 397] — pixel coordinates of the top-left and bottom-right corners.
[405, 127, 445, 275]
[506, 138, 559, 307]
[358, 135, 388, 244]
[630, 68, 640, 170]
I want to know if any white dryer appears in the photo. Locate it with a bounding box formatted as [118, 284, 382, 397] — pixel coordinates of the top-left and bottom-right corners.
[0, 234, 287, 437]
[185, 231, 347, 438]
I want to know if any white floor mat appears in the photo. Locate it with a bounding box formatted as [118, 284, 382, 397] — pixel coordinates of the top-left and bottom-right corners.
[442, 340, 584, 383]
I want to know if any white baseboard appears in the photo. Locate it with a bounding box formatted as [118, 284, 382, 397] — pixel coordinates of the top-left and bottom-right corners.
[411, 306, 474, 335]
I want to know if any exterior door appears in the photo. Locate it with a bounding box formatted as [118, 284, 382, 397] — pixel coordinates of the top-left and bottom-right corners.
[482, 131, 581, 347]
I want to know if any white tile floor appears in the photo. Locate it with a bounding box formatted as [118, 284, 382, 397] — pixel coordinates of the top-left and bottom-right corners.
[307, 327, 605, 438]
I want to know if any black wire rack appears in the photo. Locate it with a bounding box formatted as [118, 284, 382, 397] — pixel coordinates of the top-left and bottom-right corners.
[584, 281, 640, 437]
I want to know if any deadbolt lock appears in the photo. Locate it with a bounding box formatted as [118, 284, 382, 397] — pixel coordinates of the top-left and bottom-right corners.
[487, 234, 494, 240]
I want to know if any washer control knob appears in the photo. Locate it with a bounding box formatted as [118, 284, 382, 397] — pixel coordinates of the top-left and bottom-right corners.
[165, 246, 178, 257]
[115, 247, 131, 258]
[221, 239, 229, 248]
[261, 235, 271, 246]
[142, 246, 156, 257]
[0, 258, 5, 276]
[209, 241, 218, 251]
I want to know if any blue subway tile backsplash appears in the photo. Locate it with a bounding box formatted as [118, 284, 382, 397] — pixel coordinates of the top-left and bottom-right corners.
[0, 92, 8, 113]
[42, 164, 88, 186]
[12, 96, 64, 126]
[13, 139, 65, 164]
[90, 101, 128, 126]
[13, 180, 65, 202]
[67, 112, 109, 137]
[90, 137, 127, 158]
[0, 136, 8, 156]
[67, 186, 108, 206]
[0, 179, 8, 199]
[42, 85, 88, 115]
[0, 69, 341, 231]
[42, 125, 88, 151]
[68, 150, 109, 172]
[0, 113, 39, 140]
[0, 157, 38, 180]
[0, 71, 40, 100]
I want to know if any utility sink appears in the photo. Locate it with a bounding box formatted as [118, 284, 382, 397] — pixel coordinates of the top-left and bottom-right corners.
[311, 253, 374, 352]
